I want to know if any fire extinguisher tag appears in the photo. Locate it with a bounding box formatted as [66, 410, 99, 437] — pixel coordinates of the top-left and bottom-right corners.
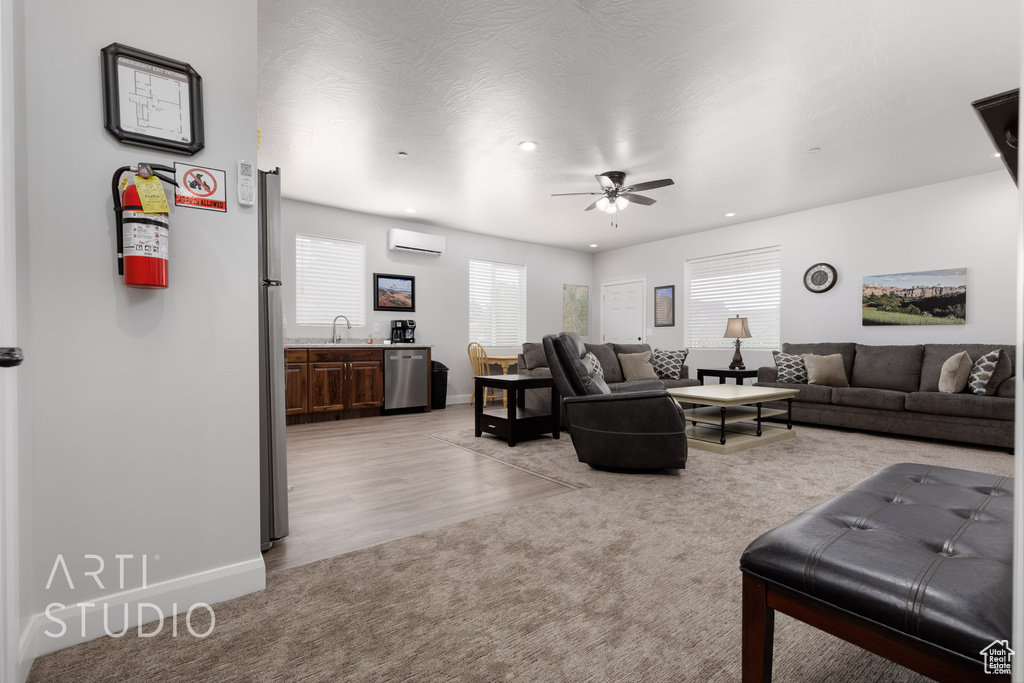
[118, 176, 129, 191]
[134, 175, 170, 214]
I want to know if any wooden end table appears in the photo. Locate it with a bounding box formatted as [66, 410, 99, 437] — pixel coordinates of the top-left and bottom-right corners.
[697, 367, 759, 385]
[474, 374, 559, 447]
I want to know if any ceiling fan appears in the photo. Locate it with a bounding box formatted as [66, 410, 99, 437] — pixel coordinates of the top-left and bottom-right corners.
[551, 171, 675, 214]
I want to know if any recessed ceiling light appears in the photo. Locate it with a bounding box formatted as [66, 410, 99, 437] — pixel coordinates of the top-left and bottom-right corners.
[517, 141, 538, 151]
[992, 152, 1002, 158]
[589, 244, 598, 248]
[725, 212, 736, 217]
[807, 147, 822, 155]
[397, 151, 408, 158]
[405, 208, 417, 213]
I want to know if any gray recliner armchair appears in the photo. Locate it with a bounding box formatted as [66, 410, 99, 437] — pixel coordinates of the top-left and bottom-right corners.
[543, 332, 688, 470]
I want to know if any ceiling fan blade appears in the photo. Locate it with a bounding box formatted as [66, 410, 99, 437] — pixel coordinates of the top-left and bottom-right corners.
[621, 193, 656, 206]
[595, 173, 617, 190]
[584, 199, 602, 211]
[627, 178, 674, 192]
[551, 192, 602, 196]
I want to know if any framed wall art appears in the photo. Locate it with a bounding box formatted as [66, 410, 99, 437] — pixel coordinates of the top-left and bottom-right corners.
[373, 273, 416, 312]
[862, 268, 966, 326]
[101, 43, 205, 155]
[654, 285, 675, 327]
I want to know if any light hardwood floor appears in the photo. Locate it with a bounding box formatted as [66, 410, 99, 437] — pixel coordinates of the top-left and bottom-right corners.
[263, 403, 570, 573]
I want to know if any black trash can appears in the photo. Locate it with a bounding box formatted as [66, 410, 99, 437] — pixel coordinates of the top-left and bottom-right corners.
[431, 360, 449, 409]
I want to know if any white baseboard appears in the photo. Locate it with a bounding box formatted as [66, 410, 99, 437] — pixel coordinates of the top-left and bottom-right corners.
[448, 394, 471, 405]
[26, 557, 265, 659]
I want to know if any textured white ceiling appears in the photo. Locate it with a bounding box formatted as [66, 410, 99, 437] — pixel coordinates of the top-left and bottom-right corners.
[258, 0, 1020, 252]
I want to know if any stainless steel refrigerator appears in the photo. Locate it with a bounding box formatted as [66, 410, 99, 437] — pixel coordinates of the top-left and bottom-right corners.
[258, 167, 289, 551]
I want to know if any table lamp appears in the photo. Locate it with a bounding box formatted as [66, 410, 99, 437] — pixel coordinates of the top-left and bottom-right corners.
[724, 315, 752, 370]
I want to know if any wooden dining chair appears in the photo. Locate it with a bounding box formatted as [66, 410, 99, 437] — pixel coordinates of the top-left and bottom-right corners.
[468, 342, 503, 406]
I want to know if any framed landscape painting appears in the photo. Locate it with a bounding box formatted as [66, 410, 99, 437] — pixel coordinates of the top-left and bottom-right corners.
[654, 285, 675, 327]
[862, 268, 966, 325]
[373, 273, 415, 312]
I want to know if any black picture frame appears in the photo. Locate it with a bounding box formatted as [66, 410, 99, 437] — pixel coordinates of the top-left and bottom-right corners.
[654, 285, 675, 327]
[101, 43, 205, 156]
[373, 274, 416, 312]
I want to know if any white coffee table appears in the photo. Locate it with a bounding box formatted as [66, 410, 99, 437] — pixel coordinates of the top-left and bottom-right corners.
[667, 384, 799, 454]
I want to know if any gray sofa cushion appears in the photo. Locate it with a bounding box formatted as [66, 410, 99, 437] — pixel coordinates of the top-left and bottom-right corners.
[612, 342, 652, 357]
[850, 344, 924, 393]
[558, 333, 611, 395]
[584, 343, 623, 384]
[831, 387, 908, 412]
[919, 343, 1017, 391]
[756, 381, 833, 404]
[521, 342, 547, 370]
[997, 377, 1016, 399]
[782, 343, 857, 382]
[661, 377, 701, 390]
[905, 392, 1015, 422]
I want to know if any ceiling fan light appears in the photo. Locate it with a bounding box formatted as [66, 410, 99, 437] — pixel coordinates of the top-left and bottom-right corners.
[595, 197, 610, 211]
[605, 202, 618, 214]
[615, 196, 629, 210]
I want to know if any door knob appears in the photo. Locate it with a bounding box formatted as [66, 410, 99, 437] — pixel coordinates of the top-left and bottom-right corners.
[0, 347, 24, 368]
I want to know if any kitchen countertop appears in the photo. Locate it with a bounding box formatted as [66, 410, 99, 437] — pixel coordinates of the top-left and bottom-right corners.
[285, 339, 432, 349]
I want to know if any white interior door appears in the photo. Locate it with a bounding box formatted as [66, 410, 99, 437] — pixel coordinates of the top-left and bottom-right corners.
[600, 279, 645, 343]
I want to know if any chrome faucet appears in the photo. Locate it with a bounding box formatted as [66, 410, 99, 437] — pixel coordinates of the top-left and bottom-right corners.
[332, 315, 351, 343]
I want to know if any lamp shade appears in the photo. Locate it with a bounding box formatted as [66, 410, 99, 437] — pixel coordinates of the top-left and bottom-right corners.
[724, 315, 752, 339]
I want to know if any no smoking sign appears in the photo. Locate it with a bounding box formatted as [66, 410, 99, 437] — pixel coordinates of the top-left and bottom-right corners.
[174, 163, 227, 212]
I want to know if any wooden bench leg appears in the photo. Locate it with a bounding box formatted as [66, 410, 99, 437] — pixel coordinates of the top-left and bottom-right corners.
[742, 573, 775, 683]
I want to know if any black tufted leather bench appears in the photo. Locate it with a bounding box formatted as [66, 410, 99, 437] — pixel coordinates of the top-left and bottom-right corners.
[740, 463, 1013, 682]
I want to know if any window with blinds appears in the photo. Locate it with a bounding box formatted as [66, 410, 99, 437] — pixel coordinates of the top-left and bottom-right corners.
[468, 259, 526, 347]
[684, 246, 781, 349]
[295, 234, 365, 326]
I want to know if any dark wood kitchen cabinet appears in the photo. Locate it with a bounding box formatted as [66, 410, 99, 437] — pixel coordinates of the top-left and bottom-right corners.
[285, 349, 308, 415]
[309, 362, 348, 412]
[286, 347, 389, 423]
[349, 361, 383, 408]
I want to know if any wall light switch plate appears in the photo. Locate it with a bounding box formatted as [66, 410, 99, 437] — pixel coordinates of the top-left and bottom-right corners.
[373, 323, 380, 333]
[647, 328, 654, 336]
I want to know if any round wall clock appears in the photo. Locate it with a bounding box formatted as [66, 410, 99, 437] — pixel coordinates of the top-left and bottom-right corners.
[803, 263, 837, 293]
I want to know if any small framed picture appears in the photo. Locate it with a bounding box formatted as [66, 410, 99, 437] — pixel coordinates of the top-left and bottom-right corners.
[654, 285, 675, 327]
[101, 43, 205, 155]
[373, 274, 416, 312]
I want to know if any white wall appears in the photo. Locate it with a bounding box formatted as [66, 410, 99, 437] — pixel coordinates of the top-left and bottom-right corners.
[594, 171, 1020, 374]
[20, 0, 263, 660]
[279, 200, 594, 401]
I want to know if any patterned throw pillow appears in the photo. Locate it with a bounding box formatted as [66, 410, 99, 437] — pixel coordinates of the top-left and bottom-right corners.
[773, 350, 808, 384]
[968, 349, 1011, 396]
[651, 349, 689, 380]
[583, 351, 604, 381]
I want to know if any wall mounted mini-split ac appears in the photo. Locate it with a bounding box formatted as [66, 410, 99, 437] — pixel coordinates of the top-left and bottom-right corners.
[387, 228, 445, 256]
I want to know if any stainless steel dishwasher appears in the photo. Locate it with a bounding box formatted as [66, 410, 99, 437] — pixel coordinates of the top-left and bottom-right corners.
[384, 348, 429, 410]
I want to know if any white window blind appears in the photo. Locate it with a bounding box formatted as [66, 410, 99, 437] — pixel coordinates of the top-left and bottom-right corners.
[468, 259, 526, 347]
[684, 246, 781, 349]
[295, 234, 365, 326]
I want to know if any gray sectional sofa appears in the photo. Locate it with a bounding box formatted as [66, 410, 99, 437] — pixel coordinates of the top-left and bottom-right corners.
[518, 340, 700, 425]
[755, 342, 1016, 449]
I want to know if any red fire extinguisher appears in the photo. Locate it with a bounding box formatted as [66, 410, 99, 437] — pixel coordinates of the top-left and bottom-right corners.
[111, 163, 177, 289]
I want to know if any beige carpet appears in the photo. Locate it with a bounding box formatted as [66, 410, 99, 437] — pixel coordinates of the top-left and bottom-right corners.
[28, 426, 1014, 682]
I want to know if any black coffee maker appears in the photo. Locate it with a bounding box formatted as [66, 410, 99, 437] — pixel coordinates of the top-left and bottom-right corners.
[391, 320, 416, 343]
